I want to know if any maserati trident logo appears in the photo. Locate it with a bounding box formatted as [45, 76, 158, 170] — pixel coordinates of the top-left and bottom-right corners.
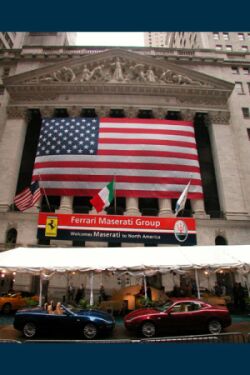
[174, 220, 188, 242]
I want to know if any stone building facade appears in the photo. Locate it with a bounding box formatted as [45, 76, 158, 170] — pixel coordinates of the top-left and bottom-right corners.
[0, 37, 250, 300]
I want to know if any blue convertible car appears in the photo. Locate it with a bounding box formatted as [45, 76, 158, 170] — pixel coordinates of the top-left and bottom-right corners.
[13, 304, 115, 339]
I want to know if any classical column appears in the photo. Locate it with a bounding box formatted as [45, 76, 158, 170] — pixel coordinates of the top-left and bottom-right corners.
[159, 199, 173, 217]
[182, 109, 196, 122]
[124, 197, 140, 216]
[122, 197, 143, 247]
[153, 108, 167, 119]
[95, 107, 110, 117]
[0, 107, 29, 212]
[125, 107, 139, 118]
[183, 109, 208, 219]
[39, 107, 54, 119]
[67, 106, 81, 117]
[85, 208, 108, 247]
[208, 111, 248, 220]
[56, 196, 73, 213]
[191, 199, 209, 219]
[50, 196, 73, 246]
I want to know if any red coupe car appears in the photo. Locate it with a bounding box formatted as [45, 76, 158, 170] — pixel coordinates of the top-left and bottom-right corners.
[124, 298, 232, 338]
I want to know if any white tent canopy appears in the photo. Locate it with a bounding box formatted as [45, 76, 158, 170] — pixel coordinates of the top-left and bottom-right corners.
[0, 245, 249, 274]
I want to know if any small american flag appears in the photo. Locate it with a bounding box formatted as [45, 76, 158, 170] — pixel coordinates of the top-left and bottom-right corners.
[14, 181, 42, 211]
[32, 117, 203, 199]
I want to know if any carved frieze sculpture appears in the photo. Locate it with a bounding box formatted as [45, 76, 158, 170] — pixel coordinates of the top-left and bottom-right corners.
[26, 57, 209, 87]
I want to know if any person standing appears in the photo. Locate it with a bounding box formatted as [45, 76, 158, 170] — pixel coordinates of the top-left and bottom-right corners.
[99, 284, 106, 303]
[146, 286, 152, 300]
[75, 284, 85, 305]
[68, 283, 75, 304]
[238, 283, 246, 312]
[233, 282, 240, 310]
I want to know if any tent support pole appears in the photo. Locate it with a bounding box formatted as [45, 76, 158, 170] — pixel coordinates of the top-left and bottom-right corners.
[89, 271, 94, 306]
[245, 273, 250, 297]
[194, 269, 200, 299]
[39, 272, 43, 307]
[143, 273, 147, 299]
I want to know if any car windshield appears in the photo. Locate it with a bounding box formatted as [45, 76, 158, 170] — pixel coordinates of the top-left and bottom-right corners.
[0, 292, 16, 297]
[156, 301, 173, 312]
[61, 304, 75, 315]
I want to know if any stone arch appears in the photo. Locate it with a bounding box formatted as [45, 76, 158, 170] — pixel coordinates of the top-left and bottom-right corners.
[215, 235, 227, 245]
[5, 227, 17, 245]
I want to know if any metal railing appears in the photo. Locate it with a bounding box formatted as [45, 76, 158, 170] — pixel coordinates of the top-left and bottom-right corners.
[0, 339, 22, 344]
[141, 332, 247, 344]
[22, 332, 249, 344]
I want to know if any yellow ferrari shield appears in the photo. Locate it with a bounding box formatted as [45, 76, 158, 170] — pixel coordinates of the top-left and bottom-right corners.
[45, 217, 58, 237]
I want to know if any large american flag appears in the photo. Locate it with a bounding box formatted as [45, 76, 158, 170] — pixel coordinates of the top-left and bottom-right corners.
[32, 117, 203, 199]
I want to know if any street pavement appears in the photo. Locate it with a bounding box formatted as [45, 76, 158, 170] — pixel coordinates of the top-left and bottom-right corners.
[1, 314, 250, 343]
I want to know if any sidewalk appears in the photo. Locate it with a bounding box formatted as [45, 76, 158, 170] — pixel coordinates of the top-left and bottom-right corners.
[1, 317, 250, 342]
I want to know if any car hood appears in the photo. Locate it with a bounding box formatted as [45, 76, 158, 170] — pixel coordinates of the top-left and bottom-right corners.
[15, 307, 43, 314]
[125, 307, 159, 320]
[78, 309, 115, 321]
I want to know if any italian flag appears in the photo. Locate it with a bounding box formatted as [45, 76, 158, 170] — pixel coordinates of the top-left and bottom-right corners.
[90, 180, 115, 213]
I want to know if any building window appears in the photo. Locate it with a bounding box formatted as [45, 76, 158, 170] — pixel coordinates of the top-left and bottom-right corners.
[231, 66, 239, 74]
[3, 67, 10, 77]
[226, 45, 232, 51]
[247, 82, 250, 94]
[222, 32, 229, 40]
[241, 46, 248, 52]
[166, 111, 182, 120]
[0, 85, 4, 95]
[242, 107, 250, 118]
[247, 129, 250, 140]
[238, 33, 245, 40]
[213, 32, 219, 40]
[138, 109, 154, 119]
[235, 82, 244, 94]
[243, 67, 250, 74]
[109, 109, 125, 118]
[215, 45, 222, 50]
[80, 108, 96, 117]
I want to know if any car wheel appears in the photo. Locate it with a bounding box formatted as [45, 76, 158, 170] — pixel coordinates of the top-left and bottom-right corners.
[83, 323, 98, 339]
[141, 321, 156, 338]
[208, 319, 222, 334]
[23, 322, 37, 338]
[2, 303, 12, 314]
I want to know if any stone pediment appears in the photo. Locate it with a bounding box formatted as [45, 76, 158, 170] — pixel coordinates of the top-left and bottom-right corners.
[4, 48, 234, 101]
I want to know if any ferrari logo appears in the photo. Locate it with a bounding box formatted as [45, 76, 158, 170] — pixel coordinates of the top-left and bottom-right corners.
[45, 217, 58, 237]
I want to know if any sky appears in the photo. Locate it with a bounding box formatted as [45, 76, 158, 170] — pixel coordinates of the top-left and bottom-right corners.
[75, 32, 145, 47]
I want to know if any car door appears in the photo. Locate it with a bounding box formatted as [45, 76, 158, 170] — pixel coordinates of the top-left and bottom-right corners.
[168, 301, 206, 334]
[183, 302, 208, 332]
[11, 293, 26, 310]
[164, 302, 191, 334]
[49, 308, 87, 337]
[152, 302, 188, 334]
[45, 311, 74, 336]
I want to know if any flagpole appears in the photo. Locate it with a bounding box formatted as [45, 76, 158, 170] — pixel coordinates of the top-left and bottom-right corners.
[38, 174, 51, 212]
[175, 179, 191, 217]
[113, 176, 117, 214]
